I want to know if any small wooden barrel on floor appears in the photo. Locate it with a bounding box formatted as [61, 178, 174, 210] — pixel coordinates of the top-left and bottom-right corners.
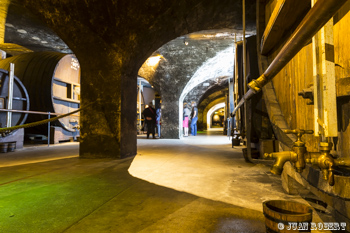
[7, 141, 16, 152]
[0, 142, 8, 153]
[263, 200, 313, 232]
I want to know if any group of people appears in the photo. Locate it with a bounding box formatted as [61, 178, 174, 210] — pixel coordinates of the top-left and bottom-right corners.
[142, 101, 198, 139]
[183, 102, 198, 137]
[142, 102, 161, 139]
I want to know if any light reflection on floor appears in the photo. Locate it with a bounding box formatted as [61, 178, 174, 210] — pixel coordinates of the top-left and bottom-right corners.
[131, 132, 303, 212]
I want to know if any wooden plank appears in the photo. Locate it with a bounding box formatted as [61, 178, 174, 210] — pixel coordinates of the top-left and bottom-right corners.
[261, 0, 310, 55]
[53, 95, 80, 104]
[53, 77, 80, 86]
[312, 0, 338, 138]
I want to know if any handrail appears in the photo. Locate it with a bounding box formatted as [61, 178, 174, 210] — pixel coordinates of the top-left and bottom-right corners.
[0, 108, 79, 117]
[0, 101, 96, 133]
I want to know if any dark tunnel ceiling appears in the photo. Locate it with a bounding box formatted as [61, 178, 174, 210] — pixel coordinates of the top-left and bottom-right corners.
[3, 1, 256, 57]
[4, 1, 72, 54]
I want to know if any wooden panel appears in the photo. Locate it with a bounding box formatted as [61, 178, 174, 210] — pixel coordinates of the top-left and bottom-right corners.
[271, 43, 318, 152]
[267, 1, 350, 158]
[265, 0, 277, 24]
[0, 0, 10, 44]
[53, 80, 68, 99]
[261, 0, 310, 55]
[333, 0, 350, 158]
[54, 54, 81, 84]
[312, 18, 338, 137]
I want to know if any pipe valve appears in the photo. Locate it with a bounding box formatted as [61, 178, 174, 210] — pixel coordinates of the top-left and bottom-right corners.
[284, 129, 313, 147]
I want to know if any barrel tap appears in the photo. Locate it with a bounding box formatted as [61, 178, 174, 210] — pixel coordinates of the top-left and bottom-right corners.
[263, 129, 313, 175]
[305, 142, 335, 186]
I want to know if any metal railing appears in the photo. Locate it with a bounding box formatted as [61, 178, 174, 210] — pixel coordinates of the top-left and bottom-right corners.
[0, 101, 95, 146]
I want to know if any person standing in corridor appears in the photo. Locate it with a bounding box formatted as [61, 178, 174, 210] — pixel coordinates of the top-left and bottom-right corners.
[183, 103, 191, 137]
[156, 105, 162, 138]
[190, 102, 198, 136]
[142, 102, 156, 139]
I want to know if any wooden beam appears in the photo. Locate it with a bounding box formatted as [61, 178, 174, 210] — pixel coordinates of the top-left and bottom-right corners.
[260, 0, 310, 55]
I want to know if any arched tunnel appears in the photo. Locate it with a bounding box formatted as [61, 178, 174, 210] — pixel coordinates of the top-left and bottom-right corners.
[1, 0, 350, 232]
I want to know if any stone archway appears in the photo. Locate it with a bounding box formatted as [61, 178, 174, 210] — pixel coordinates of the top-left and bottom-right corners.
[178, 46, 234, 137]
[9, 0, 256, 158]
[206, 102, 225, 129]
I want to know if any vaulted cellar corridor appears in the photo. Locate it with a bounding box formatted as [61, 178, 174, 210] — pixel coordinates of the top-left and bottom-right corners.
[1, 0, 350, 232]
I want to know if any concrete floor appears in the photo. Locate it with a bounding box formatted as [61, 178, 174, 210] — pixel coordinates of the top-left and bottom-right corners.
[0, 131, 330, 232]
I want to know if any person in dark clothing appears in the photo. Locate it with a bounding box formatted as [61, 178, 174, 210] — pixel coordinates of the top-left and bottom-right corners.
[190, 102, 198, 136]
[156, 106, 161, 138]
[142, 102, 156, 139]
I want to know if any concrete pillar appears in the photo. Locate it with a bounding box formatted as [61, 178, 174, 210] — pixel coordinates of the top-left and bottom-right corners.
[160, 94, 180, 139]
[78, 52, 137, 158]
[15, 1, 140, 159]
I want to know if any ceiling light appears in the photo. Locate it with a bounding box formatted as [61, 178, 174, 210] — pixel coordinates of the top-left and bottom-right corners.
[146, 55, 162, 66]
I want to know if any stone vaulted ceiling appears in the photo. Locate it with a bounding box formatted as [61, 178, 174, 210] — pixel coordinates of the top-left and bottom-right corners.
[1, 0, 257, 141]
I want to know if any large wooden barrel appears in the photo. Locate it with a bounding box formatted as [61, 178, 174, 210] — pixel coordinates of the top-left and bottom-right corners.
[263, 200, 313, 232]
[0, 52, 80, 132]
[0, 69, 29, 128]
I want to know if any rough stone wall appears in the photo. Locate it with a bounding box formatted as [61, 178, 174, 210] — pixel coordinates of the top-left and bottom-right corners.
[183, 77, 229, 106]
[139, 37, 234, 138]
[5, 2, 70, 53]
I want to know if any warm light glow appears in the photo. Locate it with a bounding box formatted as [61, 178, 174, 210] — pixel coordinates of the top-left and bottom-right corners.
[146, 55, 162, 66]
[184, 41, 189, 46]
[213, 115, 220, 121]
[207, 103, 225, 129]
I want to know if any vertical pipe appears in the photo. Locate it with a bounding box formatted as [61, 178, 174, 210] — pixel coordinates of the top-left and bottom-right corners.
[138, 80, 142, 133]
[227, 48, 232, 136]
[242, 0, 253, 162]
[243, 0, 247, 96]
[48, 112, 50, 147]
[6, 63, 14, 128]
[234, 34, 239, 131]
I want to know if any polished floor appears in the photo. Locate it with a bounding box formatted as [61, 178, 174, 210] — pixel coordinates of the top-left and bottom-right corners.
[0, 131, 329, 232]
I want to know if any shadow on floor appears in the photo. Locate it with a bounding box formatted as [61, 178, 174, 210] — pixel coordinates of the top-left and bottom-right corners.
[0, 156, 265, 233]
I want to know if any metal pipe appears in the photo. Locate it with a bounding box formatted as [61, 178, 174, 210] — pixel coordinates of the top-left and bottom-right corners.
[242, 0, 253, 163]
[231, 0, 348, 116]
[6, 63, 14, 128]
[231, 89, 255, 116]
[48, 112, 50, 147]
[243, 0, 247, 96]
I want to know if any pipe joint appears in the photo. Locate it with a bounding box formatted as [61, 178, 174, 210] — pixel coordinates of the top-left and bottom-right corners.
[248, 74, 267, 93]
